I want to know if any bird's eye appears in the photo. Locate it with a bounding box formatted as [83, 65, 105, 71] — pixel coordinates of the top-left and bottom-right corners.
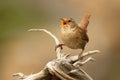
[68, 20, 71, 22]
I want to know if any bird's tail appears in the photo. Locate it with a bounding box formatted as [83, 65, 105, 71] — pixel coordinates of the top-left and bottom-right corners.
[79, 13, 91, 31]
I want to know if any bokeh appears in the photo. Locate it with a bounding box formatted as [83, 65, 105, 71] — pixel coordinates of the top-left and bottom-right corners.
[0, 0, 120, 80]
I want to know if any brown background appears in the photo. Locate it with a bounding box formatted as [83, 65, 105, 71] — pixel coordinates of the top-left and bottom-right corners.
[0, 0, 120, 80]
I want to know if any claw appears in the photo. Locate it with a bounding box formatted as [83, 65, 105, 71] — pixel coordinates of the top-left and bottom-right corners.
[78, 49, 84, 60]
[55, 44, 65, 51]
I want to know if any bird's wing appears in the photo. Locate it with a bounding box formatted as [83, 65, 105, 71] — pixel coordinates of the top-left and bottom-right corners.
[82, 32, 89, 42]
[78, 13, 91, 31]
[77, 27, 89, 42]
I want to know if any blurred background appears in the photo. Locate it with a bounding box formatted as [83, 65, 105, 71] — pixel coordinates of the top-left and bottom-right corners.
[0, 0, 120, 80]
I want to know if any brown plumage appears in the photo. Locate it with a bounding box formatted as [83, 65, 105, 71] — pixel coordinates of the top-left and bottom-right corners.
[57, 14, 91, 58]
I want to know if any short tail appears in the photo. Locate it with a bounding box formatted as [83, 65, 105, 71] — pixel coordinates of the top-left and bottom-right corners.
[79, 13, 91, 30]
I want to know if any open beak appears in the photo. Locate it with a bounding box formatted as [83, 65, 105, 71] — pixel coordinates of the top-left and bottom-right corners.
[60, 18, 67, 27]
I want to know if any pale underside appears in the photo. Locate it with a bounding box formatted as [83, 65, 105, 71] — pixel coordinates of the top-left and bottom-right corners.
[61, 26, 88, 49]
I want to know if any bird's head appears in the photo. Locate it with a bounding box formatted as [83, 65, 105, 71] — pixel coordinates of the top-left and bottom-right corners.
[60, 18, 77, 28]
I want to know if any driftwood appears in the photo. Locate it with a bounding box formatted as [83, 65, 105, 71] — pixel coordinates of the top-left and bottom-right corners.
[13, 29, 100, 80]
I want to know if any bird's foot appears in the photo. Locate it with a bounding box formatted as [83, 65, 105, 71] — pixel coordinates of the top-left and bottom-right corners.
[79, 56, 83, 60]
[78, 50, 84, 60]
[55, 44, 65, 51]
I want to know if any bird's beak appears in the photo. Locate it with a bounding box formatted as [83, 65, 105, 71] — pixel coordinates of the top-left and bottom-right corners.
[60, 18, 67, 27]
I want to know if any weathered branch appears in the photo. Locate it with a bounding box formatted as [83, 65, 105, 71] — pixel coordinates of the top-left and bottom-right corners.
[28, 29, 62, 59]
[13, 29, 100, 80]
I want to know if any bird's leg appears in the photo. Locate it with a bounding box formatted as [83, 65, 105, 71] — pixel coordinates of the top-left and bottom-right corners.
[78, 49, 84, 60]
[55, 44, 65, 51]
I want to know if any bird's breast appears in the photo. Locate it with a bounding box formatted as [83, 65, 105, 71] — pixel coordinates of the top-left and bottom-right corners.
[61, 28, 85, 49]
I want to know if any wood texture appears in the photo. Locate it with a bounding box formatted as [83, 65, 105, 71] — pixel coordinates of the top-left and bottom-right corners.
[13, 29, 100, 80]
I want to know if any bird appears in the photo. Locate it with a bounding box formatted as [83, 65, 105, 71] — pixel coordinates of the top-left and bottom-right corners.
[56, 14, 91, 59]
